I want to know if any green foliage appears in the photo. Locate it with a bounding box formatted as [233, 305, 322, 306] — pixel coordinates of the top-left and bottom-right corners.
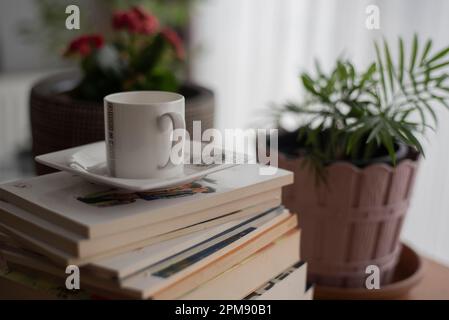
[121, 32, 182, 92]
[18, 0, 197, 53]
[73, 31, 183, 100]
[272, 36, 449, 178]
[75, 45, 124, 100]
[112, 0, 195, 29]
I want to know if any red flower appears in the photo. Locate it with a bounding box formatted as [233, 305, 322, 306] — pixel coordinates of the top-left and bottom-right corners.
[64, 34, 104, 57]
[161, 28, 185, 60]
[112, 6, 159, 35]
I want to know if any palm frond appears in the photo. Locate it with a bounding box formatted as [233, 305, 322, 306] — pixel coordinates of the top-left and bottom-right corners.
[271, 36, 449, 182]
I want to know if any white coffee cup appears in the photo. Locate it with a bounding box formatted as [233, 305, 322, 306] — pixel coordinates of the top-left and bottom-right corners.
[104, 91, 185, 179]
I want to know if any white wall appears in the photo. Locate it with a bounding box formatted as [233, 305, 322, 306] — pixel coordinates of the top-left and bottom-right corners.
[0, 0, 61, 72]
[191, 0, 449, 265]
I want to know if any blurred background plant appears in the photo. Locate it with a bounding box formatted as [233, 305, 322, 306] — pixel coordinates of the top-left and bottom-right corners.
[18, 0, 197, 54]
[62, 6, 186, 100]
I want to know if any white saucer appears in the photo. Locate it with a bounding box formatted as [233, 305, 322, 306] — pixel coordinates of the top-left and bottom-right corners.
[35, 141, 251, 191]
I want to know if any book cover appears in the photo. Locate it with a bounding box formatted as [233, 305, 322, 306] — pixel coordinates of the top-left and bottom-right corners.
[0, 208, 298, 299]
[179, 228, 301, 300]
[0, 200, 276, 266]
[0, 189, 281, 258]
[0, 165, 292, 238]
[245, 261, 308, 300]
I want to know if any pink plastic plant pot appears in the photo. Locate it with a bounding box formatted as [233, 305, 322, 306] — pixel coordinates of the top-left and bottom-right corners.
[279, 153, 419, 288]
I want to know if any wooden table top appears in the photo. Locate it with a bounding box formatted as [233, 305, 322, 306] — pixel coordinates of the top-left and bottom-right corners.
[314, 246, 449, 300]
[400, 257, 449, 300]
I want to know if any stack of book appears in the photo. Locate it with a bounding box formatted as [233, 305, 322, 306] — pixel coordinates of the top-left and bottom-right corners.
[0, 164, 312, 299]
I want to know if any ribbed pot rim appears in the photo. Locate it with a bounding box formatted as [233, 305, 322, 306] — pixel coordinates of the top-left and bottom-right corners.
[279, 151, 420, 173]
[277, 127, 421, 169]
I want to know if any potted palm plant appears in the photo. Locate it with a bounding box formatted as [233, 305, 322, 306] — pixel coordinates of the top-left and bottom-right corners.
[270, 36, 449, 288]
[30, 6, 214, 175]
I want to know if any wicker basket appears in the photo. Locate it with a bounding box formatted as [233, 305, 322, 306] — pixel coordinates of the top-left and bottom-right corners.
[279, 152, 419, 288]
[30, 71, 214, 175]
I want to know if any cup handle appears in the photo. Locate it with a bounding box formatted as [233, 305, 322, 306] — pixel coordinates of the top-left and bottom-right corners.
[157, 112, 186, 169]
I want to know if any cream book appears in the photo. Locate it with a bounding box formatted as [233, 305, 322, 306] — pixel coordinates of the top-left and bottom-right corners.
[0, 266, 92, 300]
[86, 213, 273, 279]
[0, 217, 238, 278]
[245, 261, 309, 300]
[0, 208, 298, 299]
[0, 209, 282, 279]
[179, 228, 301, 300]
[0, 202, 276, 266]
[0, 189, 281, 260]
[0, 164, 292, 238]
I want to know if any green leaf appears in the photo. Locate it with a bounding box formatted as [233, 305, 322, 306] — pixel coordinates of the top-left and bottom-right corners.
[366, 122, 383, 144]
[359, 63, 376, 88]
[432, 94, 449, 110]
[399, 107, 414, 122]
[379, 130, 396, 164]
[426, 45, 449, 65]
[301, 74, 318, 95]
[398, 37, 405, 84]
[388, 119, 424, 155]
[398, 125, 424, 155]
[419, 39, 432, 66]
[436, 74, 449, 86]
[348, 61, 356, 86]
[375, 41, 388, 105]
[135, 34, 167, 73]
[346, 124, 372, 157]
[384, 38, 395, 93]
[314, 59, 324, 78]
[418, 98, 437, 125]
[427, 60, 449, 72]
[336, 61, 348, 83]
[409, 34, 418, 73]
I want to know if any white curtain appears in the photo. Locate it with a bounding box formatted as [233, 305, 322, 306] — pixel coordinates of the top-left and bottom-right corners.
[191, 0, 449, 264]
